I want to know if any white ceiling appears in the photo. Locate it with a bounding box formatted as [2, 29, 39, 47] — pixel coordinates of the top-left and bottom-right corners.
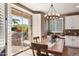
[21, 3, 79, 14]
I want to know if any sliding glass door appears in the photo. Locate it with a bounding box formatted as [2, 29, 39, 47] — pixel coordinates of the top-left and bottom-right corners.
[11, 14, 31, 55]
[12, 15, 22, 46]
[11, 7, 32, 55]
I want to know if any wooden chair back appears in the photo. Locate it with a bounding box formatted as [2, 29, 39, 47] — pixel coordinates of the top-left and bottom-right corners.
[31, 42, 48, 56]
[42, 35, 45, 40]
[33, 36, 39, 43]
[42, 35, 47, 40]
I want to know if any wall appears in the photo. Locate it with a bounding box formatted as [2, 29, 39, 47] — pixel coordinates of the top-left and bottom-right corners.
[41, 15, 46, 35]
[6, 4, 12, 56]
[32, 14, 41, 42]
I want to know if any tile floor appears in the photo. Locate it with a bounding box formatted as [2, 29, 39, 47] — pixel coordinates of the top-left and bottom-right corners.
[16, 49, 33, 56]
[11, 46, 30, 55]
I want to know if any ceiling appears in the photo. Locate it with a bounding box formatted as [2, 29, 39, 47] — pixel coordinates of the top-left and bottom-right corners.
[21, 3, 79, 14]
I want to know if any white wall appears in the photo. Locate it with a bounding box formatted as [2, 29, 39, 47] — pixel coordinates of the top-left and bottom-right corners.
[41, 15, 46, 35]
[32, 14, 41, 42]
[65, 15, 79, 29]
[6, 4, 12, 56]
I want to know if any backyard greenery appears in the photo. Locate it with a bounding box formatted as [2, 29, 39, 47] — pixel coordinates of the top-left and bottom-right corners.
[12, 19, 28, 32]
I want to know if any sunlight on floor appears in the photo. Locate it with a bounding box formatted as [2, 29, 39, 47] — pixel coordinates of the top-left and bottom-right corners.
[16, 49, 33, 56]
[11, 46, 30, 55]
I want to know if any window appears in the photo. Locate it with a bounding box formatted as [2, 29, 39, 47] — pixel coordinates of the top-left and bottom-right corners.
[51, 18, 63, 33]
[46, 18, 63, 33]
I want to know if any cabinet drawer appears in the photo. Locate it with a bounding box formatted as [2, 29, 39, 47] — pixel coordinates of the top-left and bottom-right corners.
[68, 48, 79, 56]
[73, 48, 79, 56]
[65, 36, 79, 48]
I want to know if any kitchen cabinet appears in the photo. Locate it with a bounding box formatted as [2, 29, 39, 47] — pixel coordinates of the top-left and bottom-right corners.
[68, 47, 79, 56]
[65, 15, 79, 29]
[65, 36, 79, 56]
[65, 36, 79, 48]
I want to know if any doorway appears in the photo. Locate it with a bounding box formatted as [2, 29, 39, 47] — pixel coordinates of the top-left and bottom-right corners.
[11, 8, 32, 55]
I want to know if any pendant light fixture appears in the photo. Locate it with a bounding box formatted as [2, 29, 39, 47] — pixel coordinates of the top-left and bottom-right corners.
[44, 4, 60, 20]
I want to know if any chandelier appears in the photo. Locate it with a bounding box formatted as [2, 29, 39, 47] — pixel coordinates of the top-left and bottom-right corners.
[44, 4, 60, 20]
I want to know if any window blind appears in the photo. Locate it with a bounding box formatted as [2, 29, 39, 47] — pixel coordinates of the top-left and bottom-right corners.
[0, 3, 5, 47]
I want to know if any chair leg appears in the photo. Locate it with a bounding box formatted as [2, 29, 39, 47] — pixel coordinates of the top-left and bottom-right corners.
[55, 53, 62, 56]
[32, 50, 35, 56]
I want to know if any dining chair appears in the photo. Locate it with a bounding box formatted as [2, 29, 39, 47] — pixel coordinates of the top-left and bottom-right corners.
[33, 36, 39, 43]
[42, 35, 45, 40]
[31, 42, 49, 56]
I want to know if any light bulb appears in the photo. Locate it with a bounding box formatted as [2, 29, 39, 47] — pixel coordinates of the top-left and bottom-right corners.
[47, 16, 49, 19]
[52, 13, 55, 15]
[50, 17, 52, 19]
[44, 14, 47, 17]
[53, 17, 55, 19]
[57, 13, 60, 16]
